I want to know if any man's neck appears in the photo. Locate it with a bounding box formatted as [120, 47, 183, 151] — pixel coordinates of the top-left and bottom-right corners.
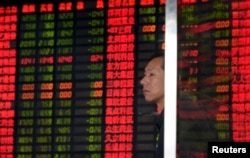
[157, 100, 164, 111]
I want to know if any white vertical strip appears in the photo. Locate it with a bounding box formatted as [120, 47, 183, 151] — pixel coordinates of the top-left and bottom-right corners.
[165, 0, 177, 157]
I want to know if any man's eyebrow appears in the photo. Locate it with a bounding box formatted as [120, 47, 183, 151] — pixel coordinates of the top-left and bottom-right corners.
[144, 68, 153, 72]
[145, 67, 157, 71]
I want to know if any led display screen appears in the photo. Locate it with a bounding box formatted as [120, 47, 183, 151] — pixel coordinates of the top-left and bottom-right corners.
[178, 0, 250, 157]
[0, 0, 165, 158]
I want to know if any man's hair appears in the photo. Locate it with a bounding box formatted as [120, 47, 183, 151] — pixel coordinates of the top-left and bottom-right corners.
[147, 53, 164, 70]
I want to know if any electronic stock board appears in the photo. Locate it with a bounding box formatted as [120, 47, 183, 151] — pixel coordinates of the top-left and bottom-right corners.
[0, 0, 165, 158]
[178, 0, 250, 157]
[3, 0, 249, 158]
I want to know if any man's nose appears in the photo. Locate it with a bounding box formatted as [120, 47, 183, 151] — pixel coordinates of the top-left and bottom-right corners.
[140, 77, 146, 85]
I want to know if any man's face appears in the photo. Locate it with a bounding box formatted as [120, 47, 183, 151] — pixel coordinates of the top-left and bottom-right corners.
[140, 57, 164, 104]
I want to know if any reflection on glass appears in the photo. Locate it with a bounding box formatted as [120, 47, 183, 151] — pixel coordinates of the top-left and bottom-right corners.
[178, 0, 250, 157]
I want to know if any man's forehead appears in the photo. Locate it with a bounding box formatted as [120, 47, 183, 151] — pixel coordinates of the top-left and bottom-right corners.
[145, 57, 163, 69]
[145, 63, 162, 71]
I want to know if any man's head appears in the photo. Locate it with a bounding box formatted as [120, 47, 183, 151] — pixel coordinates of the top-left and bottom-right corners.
[140, 53, 164, 109]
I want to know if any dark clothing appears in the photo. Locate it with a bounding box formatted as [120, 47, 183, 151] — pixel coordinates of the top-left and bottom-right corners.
[156, 110, 164, 158]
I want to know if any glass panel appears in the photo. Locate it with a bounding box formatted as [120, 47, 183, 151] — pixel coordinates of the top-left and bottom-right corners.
[177, 0, 250, 157]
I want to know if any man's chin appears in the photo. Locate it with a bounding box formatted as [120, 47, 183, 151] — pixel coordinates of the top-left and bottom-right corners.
[145, 98, 154, 103]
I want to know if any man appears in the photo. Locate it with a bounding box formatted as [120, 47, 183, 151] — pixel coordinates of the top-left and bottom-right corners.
[140, 53, 164, 158]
